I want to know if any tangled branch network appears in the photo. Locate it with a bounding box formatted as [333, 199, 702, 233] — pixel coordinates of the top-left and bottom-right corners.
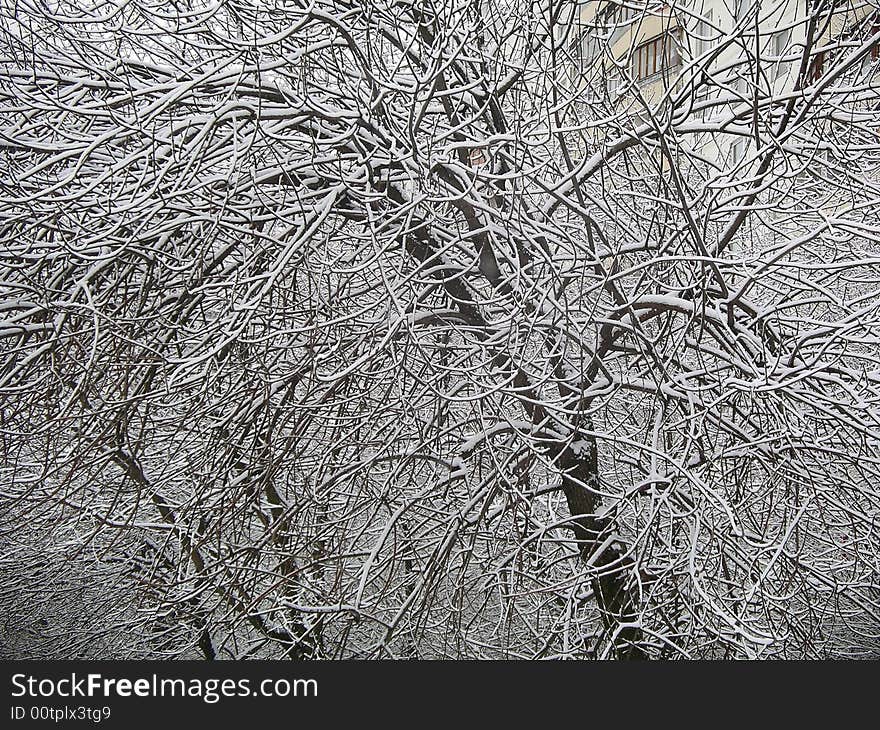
[1, 0, 879, 659]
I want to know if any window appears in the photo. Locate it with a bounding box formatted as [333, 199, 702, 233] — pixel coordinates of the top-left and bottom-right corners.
[633, 32, 680, 80]
[692, 13, 715, 118]
[694, 10, 714, 57]
[568, 25, 601, 76]
[732, 140, 746, 164]
[602, 1, 639, 28]
[773, 27, 791, 78]
[569, 31, 584, 71]
[607, 71, 621, 97]
[773, 28, 791, 58]
[734, 0, 752, 22]
[583, 31, 600, 66]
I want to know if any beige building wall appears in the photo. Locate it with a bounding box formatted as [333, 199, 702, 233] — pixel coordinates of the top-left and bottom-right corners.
[562, 1, 879, 164]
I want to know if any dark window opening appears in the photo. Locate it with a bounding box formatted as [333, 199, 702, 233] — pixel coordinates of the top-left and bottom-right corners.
[632, 32, 681, 81]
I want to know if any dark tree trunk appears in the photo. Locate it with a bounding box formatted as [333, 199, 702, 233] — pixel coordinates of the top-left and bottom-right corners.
[557, 433, 647, 660]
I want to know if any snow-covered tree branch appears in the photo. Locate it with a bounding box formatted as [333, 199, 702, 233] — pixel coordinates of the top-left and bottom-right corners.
[2, 0, 879, 659]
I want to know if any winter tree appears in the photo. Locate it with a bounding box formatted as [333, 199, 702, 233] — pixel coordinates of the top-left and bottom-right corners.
[1, 0, 879, 659]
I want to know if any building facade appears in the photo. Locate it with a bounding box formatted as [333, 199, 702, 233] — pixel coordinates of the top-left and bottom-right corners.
[562, 1, 880, 162]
